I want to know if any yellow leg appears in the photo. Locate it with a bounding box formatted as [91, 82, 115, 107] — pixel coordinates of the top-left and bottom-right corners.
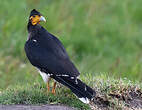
[51, 82, 57, 94]
[46, 78, 51, 92]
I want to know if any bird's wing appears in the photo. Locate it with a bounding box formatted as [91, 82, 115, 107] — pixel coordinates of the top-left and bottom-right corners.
[25, 31, 80, 77]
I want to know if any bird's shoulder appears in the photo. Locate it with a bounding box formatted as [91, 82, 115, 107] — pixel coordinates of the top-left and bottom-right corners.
[25, 27, 69, 59]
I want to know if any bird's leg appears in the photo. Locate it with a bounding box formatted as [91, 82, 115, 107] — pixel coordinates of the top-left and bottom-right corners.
[51, 82, 57, 94]
[46, 77, 51, 92]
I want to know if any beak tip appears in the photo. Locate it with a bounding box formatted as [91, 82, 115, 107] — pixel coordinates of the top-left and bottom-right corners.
[40, 16, 46, 22]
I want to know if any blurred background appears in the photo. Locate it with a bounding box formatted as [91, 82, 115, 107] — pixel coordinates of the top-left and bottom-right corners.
[0, 0, 142, 89]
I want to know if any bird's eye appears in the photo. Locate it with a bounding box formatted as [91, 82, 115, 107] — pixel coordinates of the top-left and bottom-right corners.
[33, 15, 35, 17]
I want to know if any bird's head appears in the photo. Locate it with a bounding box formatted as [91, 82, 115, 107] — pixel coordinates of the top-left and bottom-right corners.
[29, 9, 46, 25]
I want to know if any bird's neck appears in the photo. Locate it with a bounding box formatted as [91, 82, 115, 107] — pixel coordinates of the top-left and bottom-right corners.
[27, 21, 41, 33]
[27, 21, 43, 39]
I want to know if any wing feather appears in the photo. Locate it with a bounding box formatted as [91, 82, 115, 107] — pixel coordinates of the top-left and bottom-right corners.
[25, 30, 80, 77]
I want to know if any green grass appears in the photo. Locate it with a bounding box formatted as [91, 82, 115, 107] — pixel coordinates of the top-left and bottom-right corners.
[0, 0, 142, 109]
[0, 82, 90, 109]
[0, 76, 141, 109]
[0, 0, 142, 88]
[0, 0, 142, 81]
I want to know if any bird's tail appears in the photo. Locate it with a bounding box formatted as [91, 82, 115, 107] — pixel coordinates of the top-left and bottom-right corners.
[51, 75, 96, 104]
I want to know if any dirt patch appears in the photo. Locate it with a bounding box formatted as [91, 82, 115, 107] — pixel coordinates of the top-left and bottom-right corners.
[109, 87, 142, 108]
[90, 86, 142, 110]
[0, 105, 75, 110]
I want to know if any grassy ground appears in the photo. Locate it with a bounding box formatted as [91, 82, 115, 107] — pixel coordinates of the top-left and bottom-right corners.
[0, 0, 142, 109]
[0, 76, 142, 109]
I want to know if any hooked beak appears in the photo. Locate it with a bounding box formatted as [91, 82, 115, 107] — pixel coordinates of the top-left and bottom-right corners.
[40, 16, 46, 22]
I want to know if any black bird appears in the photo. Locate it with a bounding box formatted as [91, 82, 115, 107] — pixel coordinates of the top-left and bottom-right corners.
[25, 9, 96, 104]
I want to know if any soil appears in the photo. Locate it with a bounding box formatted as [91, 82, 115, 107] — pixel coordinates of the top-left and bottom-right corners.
[90, 86, 142, 110]
[1, 86, 142, 110]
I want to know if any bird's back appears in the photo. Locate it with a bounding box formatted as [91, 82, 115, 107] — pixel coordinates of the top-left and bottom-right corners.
[25, 26, 80, 77]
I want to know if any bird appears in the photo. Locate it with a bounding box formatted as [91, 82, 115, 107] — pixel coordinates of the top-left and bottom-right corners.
[24, 9, 96, 104]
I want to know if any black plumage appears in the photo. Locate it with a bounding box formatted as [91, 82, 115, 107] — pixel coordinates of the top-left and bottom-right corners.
[25, 9, 96, 104]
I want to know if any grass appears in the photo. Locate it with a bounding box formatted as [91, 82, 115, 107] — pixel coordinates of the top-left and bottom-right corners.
[0, 0, 142, 109]
[0, 76, 141, 109]
[0, 82, 90, 109]
[0, 0, 142, 88]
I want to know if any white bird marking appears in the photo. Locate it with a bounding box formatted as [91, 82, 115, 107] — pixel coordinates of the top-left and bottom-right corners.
[75, 78, 78, 84]
[79, 97, 89, 104]
[85, 85, 87, 91]
[61, 74, 69, 77]
[49, 74, 53, 76]
[27, 33, 31, 41]
[33, 39, 37, 42]
[37, 69, 50, 83]
[71, 77, 74, 79]
[56, 74, 69, 77]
